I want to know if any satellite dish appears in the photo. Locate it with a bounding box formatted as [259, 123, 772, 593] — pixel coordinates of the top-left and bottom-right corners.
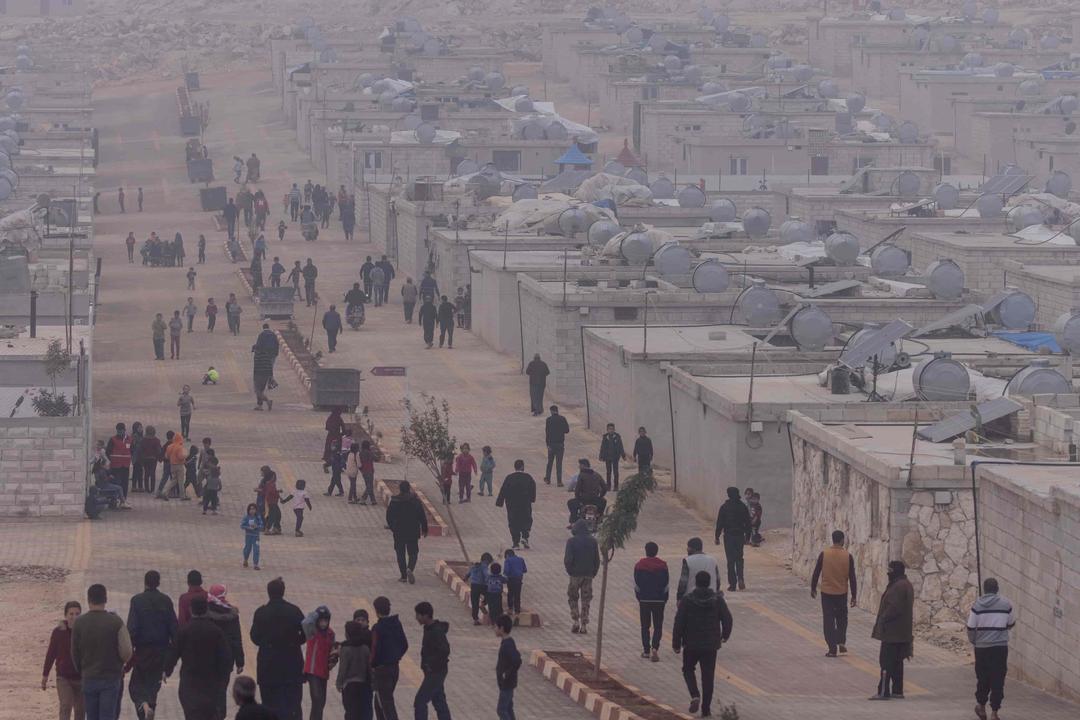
[1006, 359, 1071, 397]
[625, 168, 648, 185]
[557, 208, 589, 236]
[897, 121, 919, 143]
[896, 170, 920, 197]
[1059, 96, 1079, 115]
[870, 245, 910, 277]
[512, 184, 538, 202]
[818, 79, 839, 99]
[937, 34, 958, 53]
[933, 182, 960, 210]
[620, 230, 654, 264]
[1007, 205, 1044, 232]
[962, 52, 984, 68]
[982, 7, 999, 25]
[1046, 171, 1072, 198]
[961, 1, 977, 21]
[742, 207, 771, 238]
[992, 63, 1015, 78]
[485, 72, 506, 92]
[403, 114, 422, 131]
[5, 91, 24, 111]
[849, 326, 898, 368]
[653, 243, 693, 276]
[1018, 79, 1044, 96]
[845, 92, 865, 113]
[468, 66, 485, 82]
[825, 232, 860, 265]
[625, 26, 644, 45]
[976, 193, 1003, 218]
[727, 92, 751, 113]
[663, 55, 682, 72]
[647, 33, 668, 52]
[926, 259, 965, 300]
[792, 64, 814, 83]
[887, 8, 906, 21]
[712, 14, 730, 33]
[510, 85, 529, 97]
[415, 122, 437, 144]
[789, 305, 834, 351]
[692, 259, 731, 293]
[514, 97, 534, 113]
[1052, 311, 1080, 353]
[701, 81, 727, 95]
[1041, 34, 1060, 50]
[1007, 28, 1028, 49]
[676, 185, 707, 208]
[988, 289, 1036, 330]
[709, 198, 737, 222]
[871, 112, 894, 131]
[544, 122, 568, 141]
[454, 159, 480, 176]
[738, 281, 781, 326]
[587, 220, 620, 246]
[913, 353, 971, 401]
[779, 219, 814, 245]
[650, 177, 675, 199]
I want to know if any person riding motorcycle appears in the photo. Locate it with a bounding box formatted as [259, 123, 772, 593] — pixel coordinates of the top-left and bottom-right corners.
[344, 283, 366, 328]
[567, 459, 607, 527]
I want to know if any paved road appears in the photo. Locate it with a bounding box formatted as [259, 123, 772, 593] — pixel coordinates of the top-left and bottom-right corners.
[5, 69, 1076, 720]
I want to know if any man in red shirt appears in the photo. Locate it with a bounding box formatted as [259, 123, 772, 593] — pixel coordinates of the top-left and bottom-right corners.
[105, 422, 133, 498]
[177, 570, 208, 627]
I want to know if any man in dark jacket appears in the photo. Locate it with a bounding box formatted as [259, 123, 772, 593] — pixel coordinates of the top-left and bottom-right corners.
[252, 324, 279, 411]
[436, 295, 455, 348]
[564, 519, 601, 634]
[322, 305, 343, 353]
[870, 561, 914, 701]
[634, 542, 670, 662]
[376, 255, 396, 304]
[544, 405, 570, 486]
[714, 487, 752, 591]
[386, 481, 428, 584]
[371, 596, 408, 720]
[414, 602, 451, 720]
[524, 354, 549, 416]
[598, 423, 626, 491]
[494, 614, 521, 720]
[672, 570, 733, 717]
[418, 271, 439, 302]
[127, 570, 178, 720]
[633, 427, 654, 473]
[567, 459, 606, 526]
[495, 460, 536, 550]
[302, 259, 318, 306]
[223, 199, 238, 240]
[249, 578, 306, 720]
[418, 297, 438, 348]
[206, 585, 244, 720]
[360, 256, 375, 298]
[166, 596, 232, 719]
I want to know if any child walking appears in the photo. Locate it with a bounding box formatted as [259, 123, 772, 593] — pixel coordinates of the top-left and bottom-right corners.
[326, 440, 345, 497]
[261, 469, 282, 535]
[303, 607, 335, 720]
[455, 443, 477, 503]
[486, 561, 506, 623]
[503, 549, 527, 619]
[202, 456, 222, 514]
[345, 442, 360, 503]
[186, 266, 197, 290]
[495, 614, 521, 720]
[468, 553, 494, 626]
[283, 479, 313, 537]
[337, 619, 373, 720]
[438, 452, 454, 505]
[478, 446, 495, 497]
[241, 503, 263, 570]
[359, 440, 377, 505]
[177, 385, 195, 440]
[184, 444, 199, 499]
[749, 492, 764, 546]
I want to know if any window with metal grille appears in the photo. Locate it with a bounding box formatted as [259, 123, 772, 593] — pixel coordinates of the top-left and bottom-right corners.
[613, 307, 638, 321]
[492, 150, 521, 172]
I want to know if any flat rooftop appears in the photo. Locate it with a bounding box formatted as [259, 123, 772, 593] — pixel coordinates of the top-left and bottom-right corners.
[0, 324, 91, 356]
[586, 324, 759, 354]
[912, 230, 1080, 249]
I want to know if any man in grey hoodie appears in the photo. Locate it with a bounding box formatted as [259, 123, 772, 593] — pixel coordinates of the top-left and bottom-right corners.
[966, 578, 1015, 720]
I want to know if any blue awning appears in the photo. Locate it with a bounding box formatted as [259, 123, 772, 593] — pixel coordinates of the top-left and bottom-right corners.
[555, 145, 592, 167]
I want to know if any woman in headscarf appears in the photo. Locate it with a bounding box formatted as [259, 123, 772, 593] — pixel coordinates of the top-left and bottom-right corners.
[322, 407, 347, 473]
[174, 232, 186, 266]
[206, 584, 245, 719]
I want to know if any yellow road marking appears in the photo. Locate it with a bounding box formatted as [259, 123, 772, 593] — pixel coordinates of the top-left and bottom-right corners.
[742, 600, 928, 696]
[614, 602, 766, 697]
[352, 597, 424, 685]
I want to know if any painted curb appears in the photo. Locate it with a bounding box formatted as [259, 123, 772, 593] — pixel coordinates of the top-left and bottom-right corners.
[274, 329, 312, 390]
[376, 478, 449, 537]
[435, 559, 541, 628]
[530, 650, 692, 720]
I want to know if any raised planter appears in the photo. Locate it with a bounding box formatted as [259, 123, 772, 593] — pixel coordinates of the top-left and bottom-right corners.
[532, 650, 695, 720]
[376, 478, 449, 537]
[436, 559, 541, 627]
[275, 326, 318, 390]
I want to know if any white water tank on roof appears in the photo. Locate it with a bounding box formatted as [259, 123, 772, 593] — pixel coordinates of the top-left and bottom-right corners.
[1006, 359, 1072, 397]
[789, 305, 834, 351]
[926, 259, 964, 300]
[691, 260, 730, 293]
[825, 232, 860, 265]
[913, 353, 970, 401]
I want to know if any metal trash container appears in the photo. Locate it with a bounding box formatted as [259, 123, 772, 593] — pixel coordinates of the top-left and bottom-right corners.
[185, 72, 200, 90]
[257, 287, 296, 319]
[310, 368, 361, 411]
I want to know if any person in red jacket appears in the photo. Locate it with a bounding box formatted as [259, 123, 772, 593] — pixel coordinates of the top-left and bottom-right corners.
[304, 606, 337, 720]
[455, 443, 478, 504]
[105, 422, 133, 498]
[178, 569, 208, 627]
[43, 601, 83, 720]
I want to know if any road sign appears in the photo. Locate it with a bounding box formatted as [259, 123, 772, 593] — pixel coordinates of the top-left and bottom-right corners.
[371, 366, 407, 377]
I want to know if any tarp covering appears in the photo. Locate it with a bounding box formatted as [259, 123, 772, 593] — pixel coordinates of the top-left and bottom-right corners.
[991, 331, 1061, 353]
[572, 173, 652, 205]
[600, 226, 674, 259]
[493, 198, 615, 234]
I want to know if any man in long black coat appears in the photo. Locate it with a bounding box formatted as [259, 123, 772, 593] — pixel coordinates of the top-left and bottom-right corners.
[418, 297, 438, 349]
[251, 324, 279, 411]
[386, 480, 428, 584]
[249, 578, 306, 720]
[525, 354, 549, 416]
[496, 460, 536, 550]
[166, 596, 233, 720]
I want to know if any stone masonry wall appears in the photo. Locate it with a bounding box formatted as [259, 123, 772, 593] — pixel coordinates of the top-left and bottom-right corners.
[903, 490, 979, 625]
[0, 417, 88, 518]
[978, 468, 1080, 701]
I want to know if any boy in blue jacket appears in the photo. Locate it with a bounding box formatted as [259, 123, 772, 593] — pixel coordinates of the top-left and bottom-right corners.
[486, 562, 506, 623]
[503, 549, 528, 620]
[468, 553, 493, 625]
[371, 596, 408, 720]
[634, 541, 670, 662]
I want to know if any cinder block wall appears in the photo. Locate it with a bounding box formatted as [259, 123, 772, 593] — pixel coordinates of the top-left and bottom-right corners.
[0, 417, 88, 518]
[978, 468, 1080, 702]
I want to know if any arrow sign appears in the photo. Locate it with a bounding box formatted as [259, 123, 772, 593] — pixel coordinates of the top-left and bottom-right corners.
[371, 366, 407, 377]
